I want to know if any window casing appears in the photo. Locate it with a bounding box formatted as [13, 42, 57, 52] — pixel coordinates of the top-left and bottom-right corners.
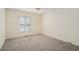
[19, 16, 31, 32]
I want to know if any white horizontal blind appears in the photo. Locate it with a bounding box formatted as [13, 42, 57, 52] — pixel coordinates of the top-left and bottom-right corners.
[19, 16, 31, 32]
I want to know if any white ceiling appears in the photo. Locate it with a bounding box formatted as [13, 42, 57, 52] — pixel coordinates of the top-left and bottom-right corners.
[12, 8, 60, 14]
[13, 8, 36, 13]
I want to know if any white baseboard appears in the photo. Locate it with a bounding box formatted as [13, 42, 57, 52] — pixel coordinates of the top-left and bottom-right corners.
[6, 33, 41, 40]
[42, 33, 79, 46]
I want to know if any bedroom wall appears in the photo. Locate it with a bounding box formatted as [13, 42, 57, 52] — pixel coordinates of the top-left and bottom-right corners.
[0, 8, 5, 49]
[6, 9, 41, 39]
[42, 9, 79, 46]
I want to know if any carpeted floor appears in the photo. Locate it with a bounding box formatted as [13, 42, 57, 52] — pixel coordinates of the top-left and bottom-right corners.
[1, 34, 79, 51]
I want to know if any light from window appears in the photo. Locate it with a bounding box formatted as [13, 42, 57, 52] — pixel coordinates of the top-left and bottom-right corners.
[19, 16, 31, 32]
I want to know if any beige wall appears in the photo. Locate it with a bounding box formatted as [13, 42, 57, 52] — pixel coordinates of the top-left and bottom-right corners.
[42, 9, 79, 46]
[0, 8, 5, 49]
[6, 9, 41, 39]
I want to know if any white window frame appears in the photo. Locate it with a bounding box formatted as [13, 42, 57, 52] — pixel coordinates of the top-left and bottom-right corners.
[18, 16, 32, 32]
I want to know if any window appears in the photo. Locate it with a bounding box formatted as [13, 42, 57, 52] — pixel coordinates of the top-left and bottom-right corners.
[19, 16, 31, 32]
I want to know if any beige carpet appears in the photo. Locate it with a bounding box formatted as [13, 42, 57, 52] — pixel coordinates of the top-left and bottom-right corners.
[1, 34, 79, 51]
